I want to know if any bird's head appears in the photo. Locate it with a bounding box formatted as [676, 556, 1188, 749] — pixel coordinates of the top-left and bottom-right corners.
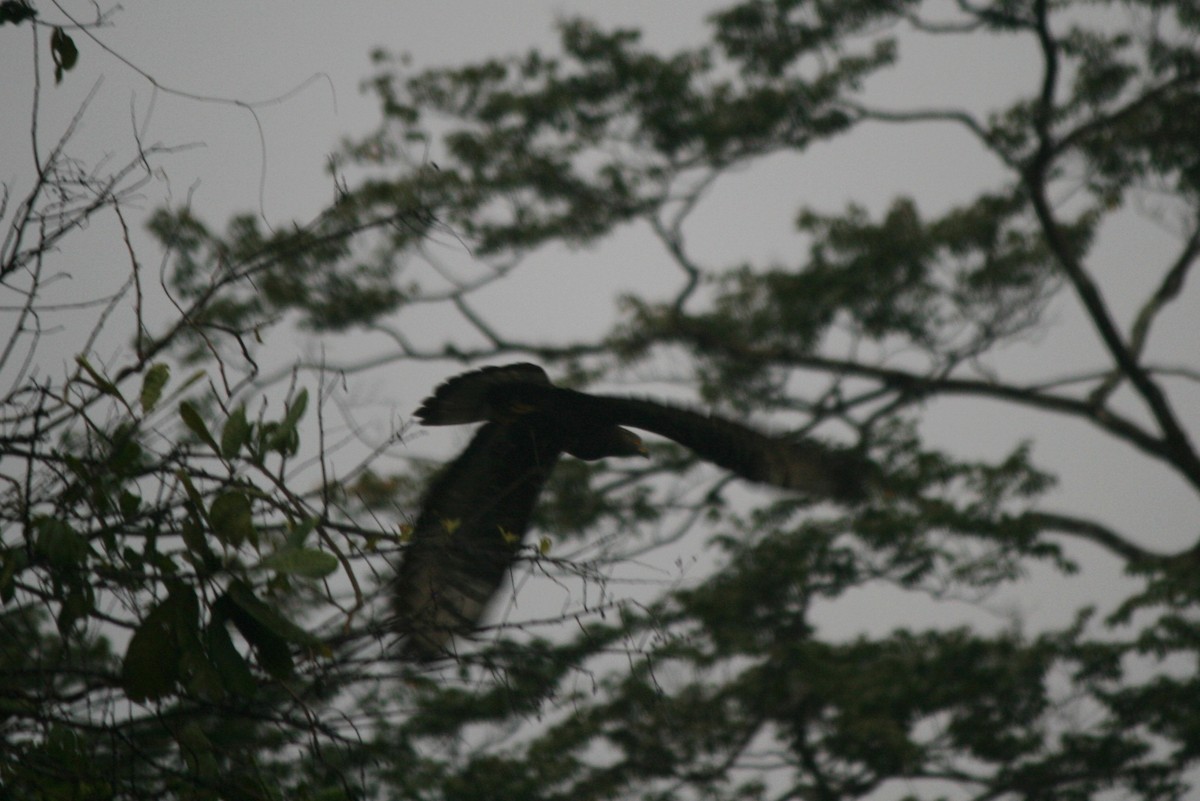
[614, 427, 649, 458]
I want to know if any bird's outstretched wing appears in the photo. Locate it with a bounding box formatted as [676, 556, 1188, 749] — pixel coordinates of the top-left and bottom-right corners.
[395, 417, 562, 661]
[414, 363, 551, 425]
[573, 393, 872, 502]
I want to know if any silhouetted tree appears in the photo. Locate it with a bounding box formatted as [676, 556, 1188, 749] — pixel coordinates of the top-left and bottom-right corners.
[6, 1, 1200, 799]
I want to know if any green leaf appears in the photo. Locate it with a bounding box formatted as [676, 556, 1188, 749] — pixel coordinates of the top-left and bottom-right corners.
[35, 518, 88, 568]
[175, 720, 221, 779]
[241, 622, 293, 681]
[122, 602, 179, 700]
[107, 426, 143, 476]
[180, 515, 215, 566]
[227, 580, 319, 646]
[0, 548, 26, 604]
[286, 516, 318, 548]
[259, 547, 339, 579]
[176, 617, 223, 700]
[121, 587, 201, 702]
[282, 388, 309, 429]
[262, 389, 309, 457]
[179, 369, 207, 392]
[50, 27, 78, 85]
[56, 587, 92, 635]
[177, 470, 206, 512]
[220, 406, 250, 459]
[209, 491, 255, 548]
[264, 421, 300, 457]
[222, 585, 296, 681]
[205, 617, 257, 698]
[140, 363, 170, 412]
[0, 2, 37, 26]
[179, 400, 220, 453]
[74, 355, 121, 400]
[118, 490, 142, 520]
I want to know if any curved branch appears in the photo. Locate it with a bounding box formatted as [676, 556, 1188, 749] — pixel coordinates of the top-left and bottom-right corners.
[1023, 510, 1164, 564]
[845, 103, 1017, 169]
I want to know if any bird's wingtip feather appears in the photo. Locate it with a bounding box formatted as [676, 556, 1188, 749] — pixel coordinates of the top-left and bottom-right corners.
[414, 363, 550, 425]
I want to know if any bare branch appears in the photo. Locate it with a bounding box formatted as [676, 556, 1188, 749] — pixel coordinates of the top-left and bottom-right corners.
[1090, 216, 1200, 405]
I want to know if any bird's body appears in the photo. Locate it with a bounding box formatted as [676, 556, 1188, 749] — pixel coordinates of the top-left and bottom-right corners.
[395, 363, 871, 660]
[412, 363, 646, 461]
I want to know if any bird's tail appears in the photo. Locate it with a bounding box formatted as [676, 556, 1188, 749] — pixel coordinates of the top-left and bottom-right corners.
[414, 363, 551, 425]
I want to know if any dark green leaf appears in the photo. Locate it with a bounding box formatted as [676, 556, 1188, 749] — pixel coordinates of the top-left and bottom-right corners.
[223, 586, 296, 681]
[0, 1, 37, 26]
[175, 721, 220, 779]
[282, 388, 309, 429]
[259, 547, 339, 579]
[259, 388, 309, 457]
[140, 363, 170, 412]
[74, 355, 121, 400]
[118, 490, 141, 520]
[265, 421, 300, 456]
[122, 601, 180, 701]
[121, 587, 201, 702]
[221, 405, 250, 459]
[286, 516, 319, 548]
[241, 622, 293, 681]
[0, 548, 26, 604]
[108, 427, 143, 476]
[177, 470, 206, 512]
[209, 490, 255, 548]
[206, 617, 258, 698]
[50, 28, 78, 83]
[227, 580, 319, 646]
[35, 518, 88, 568]
[56, 587, 91, 635]
[179, 400, 220, 452]
[180, 515, 215, 566]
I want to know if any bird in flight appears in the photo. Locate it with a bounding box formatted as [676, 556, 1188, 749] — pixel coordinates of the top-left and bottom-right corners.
[395, 363, 871, 660]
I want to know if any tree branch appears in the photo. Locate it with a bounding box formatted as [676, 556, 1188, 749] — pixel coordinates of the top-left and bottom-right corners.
[1090, 217, 1200, 405]
[1023, 510, 1164, 564]
[1022, 0, 1200, 485]
[656, 323, 1179, 477]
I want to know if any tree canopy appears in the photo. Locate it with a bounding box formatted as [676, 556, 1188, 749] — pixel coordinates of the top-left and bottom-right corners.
[3, 1, 1200, 799]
